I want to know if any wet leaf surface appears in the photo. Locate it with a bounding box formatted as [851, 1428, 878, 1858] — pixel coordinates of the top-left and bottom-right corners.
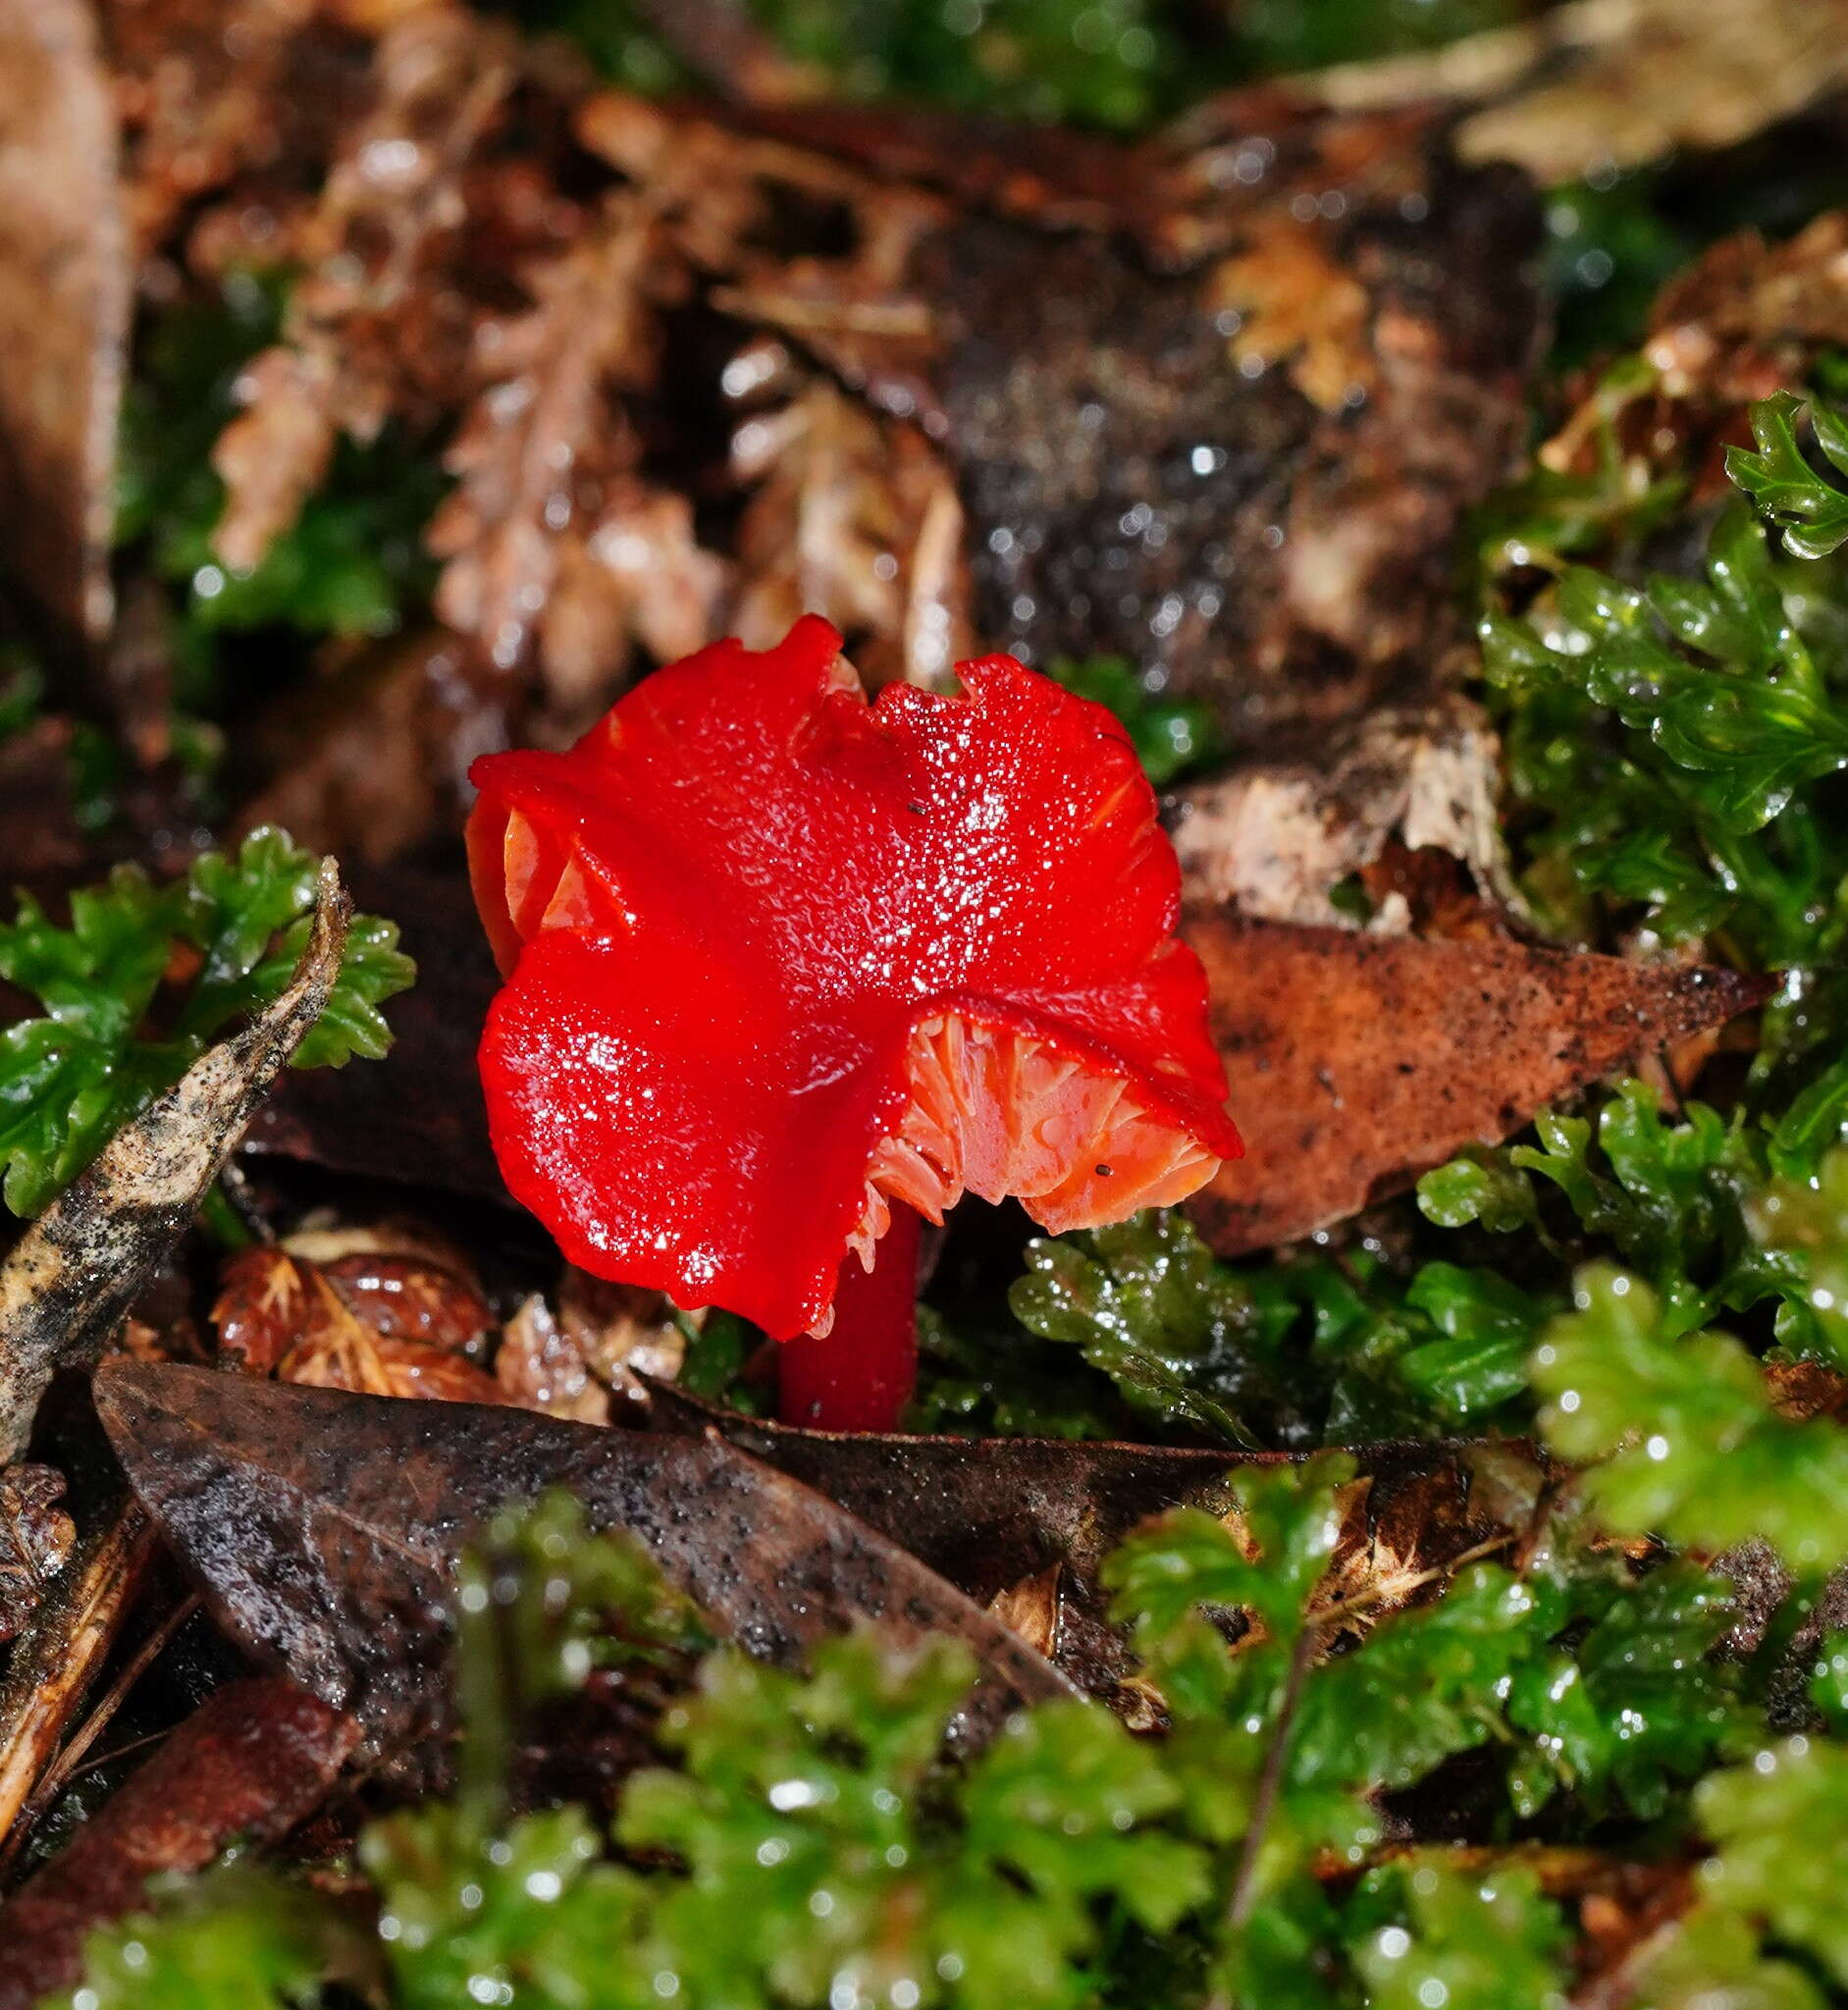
[1183, 914, 1769, 1255]
[647, 1386, 1549, 1697]
[0, 0, 129, 640]
[0, 863, 350, 1458]
[0, 1676, 357, 2010]
[95, 1362, 1078, 1770]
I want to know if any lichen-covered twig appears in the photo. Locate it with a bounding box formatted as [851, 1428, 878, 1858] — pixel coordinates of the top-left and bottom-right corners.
[0, 860, 349, 1461]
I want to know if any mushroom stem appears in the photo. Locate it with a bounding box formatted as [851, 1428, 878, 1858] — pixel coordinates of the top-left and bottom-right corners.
[777, 1203, 923, 1432]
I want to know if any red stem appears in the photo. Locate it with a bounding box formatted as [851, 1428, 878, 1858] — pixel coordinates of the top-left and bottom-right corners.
[776, 1203, 922, 1432]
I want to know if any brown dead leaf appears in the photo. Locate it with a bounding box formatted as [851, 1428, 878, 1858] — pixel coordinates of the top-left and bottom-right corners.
[986, 1563, 1063, 1663]
[575, 88, 875, 274]
[0, 1677, 356, 2010]
[1529, 218, 1848, 530]
[98, 1362, 1077, 1765]
[208, 8, 516, 571]
[558, 1268, 685, 1395]
[497, 1294, 610, 1424]
[669, 94, 1135, 237]
[1456, 0, 1848, 184]
[1206, 213, 1375, 414]
[1765, 1358, 1848, 1422]
[899, 140, 1539, 748]
[428, 190, 730, 705]
[1183, 914, 1769, 1255]
[1645, 211, 1848, 405]
[0, 0, 129, 639]
[541, 483, 730, 724]
[1285, 0, 1848, 185]
[0, 1467, 75, 1646]
[108, 0, 357, 259]
[209, 344, 348, 575]
[653, 1388, 1551, 1701]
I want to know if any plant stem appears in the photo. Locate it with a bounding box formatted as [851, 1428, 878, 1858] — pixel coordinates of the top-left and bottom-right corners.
[777, 1203, 923, 1432]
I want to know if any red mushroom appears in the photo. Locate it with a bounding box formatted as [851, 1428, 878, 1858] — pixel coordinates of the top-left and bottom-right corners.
[467, 615, 1240, 1430]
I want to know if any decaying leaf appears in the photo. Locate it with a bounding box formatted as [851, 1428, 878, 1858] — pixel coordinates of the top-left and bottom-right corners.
[211, 1228, 501, 1403]
[1645, 211, 1848, 405]
[649, 1387, 1549, 1697]
[0, 863, 350, 1459]
[0, 1500, 160, 1852]
[900, 147, 1540, 747]
[985, 1563, 1063, 1663]
[107, 0, 354, 258]
[1183, 915, 1769, 1255]
[496, 1293, 610, 1422]
[555, 1268, 685, 1397]
[1205, 212, 1375, 415]
[0, 1677, 357, 2010]
[1291, 0, 1848, 185]
[0, 0, 129, 638]
[0, 1466, 75, 1645]
[1456, 0, 1848, 184]
[1171, 693, 1505, 929]
[96, 1362, 1078, 1767]
[1526, 211, 1848, 540]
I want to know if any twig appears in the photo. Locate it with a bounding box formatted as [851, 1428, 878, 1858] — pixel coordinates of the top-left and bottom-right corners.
[0, 1499, 159, 1850]
[0, 1590, 201, 1873]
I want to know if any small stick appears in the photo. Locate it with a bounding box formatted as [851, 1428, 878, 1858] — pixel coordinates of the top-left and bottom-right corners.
[0, 1498, 159, 1851]
[0, 1590, 201, 1874]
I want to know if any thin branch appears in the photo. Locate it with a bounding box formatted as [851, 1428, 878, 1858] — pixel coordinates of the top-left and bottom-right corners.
[0, 1590, 200, 1872]
[0, 1499, 159, 1849]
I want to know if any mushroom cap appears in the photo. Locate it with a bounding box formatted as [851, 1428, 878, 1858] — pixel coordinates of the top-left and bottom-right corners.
[468, 615, 1241, 1338]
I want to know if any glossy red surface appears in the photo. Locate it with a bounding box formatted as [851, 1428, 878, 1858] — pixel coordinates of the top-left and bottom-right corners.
[468, 615, 1241, 1338]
